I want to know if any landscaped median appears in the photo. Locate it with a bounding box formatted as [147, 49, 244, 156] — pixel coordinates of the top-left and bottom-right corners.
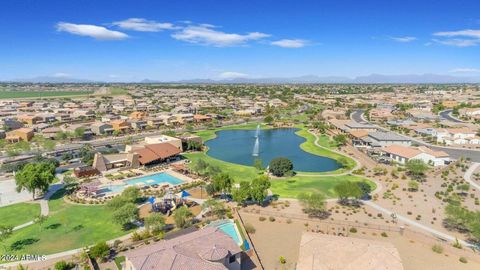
[184, 123, 374, 199]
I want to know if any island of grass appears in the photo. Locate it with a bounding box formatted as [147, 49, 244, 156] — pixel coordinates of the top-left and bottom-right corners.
[1, 190, 132, 256]
[184, 122, 374, 198]
[0, 203, 41, 228]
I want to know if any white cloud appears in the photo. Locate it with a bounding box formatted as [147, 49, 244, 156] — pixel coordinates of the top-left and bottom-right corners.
[112, 18, 177, 32]
[449, 68, 480, 73]
[390, 36, 416, 42]
[432, 38, 479, 47]
[219, 72, 248, 79]
[271, 39, 308, 48]
[432, 29, 480, 47]
[52, 72, 70, 78]
[433, 29, 480, 38]
[56, 22, 128, 40]
[171, 25, 270, 47]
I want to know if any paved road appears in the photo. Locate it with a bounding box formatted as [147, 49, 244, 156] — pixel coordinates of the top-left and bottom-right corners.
[351, 110, 480, 162]
[464, 163, 480, 191]
[439, 109, 464, 123]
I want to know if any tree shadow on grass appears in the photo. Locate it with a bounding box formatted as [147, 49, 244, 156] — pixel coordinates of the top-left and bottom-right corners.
[10, 238, 39, 251]
[46, 223, 62, 230]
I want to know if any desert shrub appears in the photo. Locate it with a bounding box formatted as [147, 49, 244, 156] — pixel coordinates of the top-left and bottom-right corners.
[259, 216, 266, 221]
[459, 257, 468, 263]
[432, 244, 443, 254]
[244, 223, 256, 234]
[349, 227, 357, 233]
[269, 216, 276, 222]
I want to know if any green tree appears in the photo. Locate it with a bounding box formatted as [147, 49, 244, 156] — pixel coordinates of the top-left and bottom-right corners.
[250, 175, 271, 203]
[144, 213, 165, 234]
[15, 162, 56, 199]
[298, 192, 328, 218]
[269, 157, 293, 177]
[42, 140, 56, 151]
[253, 158, 263, 171]
[173, 206, 193, 228]
[406, 159, 428, 180]
[333, 134, 347, 147]
[232, 181, 251, 204]
[202, 199, 226, 218]
[34, 214, 48, 232]
[112, 203, 138, 228]
[212, 173, 233, 195]
[264, 115, 274, 124]
[0, 225, 13, 252]
[89, 242, 110, 261]
[122, 186, 141, 203]
[74, 127, 86, 139]
[334, 181, 362, 203]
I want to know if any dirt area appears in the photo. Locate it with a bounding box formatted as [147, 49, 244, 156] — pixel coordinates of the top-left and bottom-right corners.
[241, 211, 480, 270]
[186, 186, 210, 199]
[340, 145, 480, 242]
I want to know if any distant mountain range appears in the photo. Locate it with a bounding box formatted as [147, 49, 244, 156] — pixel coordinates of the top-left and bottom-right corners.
[4, 74, 480, 84]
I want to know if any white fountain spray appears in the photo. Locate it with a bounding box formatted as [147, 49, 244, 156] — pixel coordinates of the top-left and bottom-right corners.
[252, 124, 260, 156]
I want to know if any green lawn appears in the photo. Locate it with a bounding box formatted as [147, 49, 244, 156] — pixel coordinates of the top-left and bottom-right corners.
[183, 152, 260, 182]
[295, 129, 357, 174]
[270, 175, 375, 198]
[0, 90, 94, 99]
[0, 203, 40, 227]
[2, 190, 131, 256]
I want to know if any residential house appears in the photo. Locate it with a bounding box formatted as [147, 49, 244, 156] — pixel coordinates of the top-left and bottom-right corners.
[124, 227, 242, 270]
[91, 122, 113, 135]
[110, 120, 131, 133]
[362, 131, 411, 147]
[434, 128, 480, 145]
[6, 128, 34, 142]
[382, 145, 450, 166]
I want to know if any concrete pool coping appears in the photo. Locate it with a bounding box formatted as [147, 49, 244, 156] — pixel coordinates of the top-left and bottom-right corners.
[99, 169, 195, 195]
[207, 219, 244, 246]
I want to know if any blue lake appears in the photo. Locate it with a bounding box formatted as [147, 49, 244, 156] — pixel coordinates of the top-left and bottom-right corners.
[205, 128, 341, 172]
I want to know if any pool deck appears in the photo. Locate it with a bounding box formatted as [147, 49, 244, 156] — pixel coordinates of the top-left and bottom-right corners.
[98, 167, 195, 195]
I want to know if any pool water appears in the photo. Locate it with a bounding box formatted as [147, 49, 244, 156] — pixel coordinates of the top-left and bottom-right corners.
[100, 172, 184, 194]
[208, 220, 243, 246]
[205, 128, 341, 172]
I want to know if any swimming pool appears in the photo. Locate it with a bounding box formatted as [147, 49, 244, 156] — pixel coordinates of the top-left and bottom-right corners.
[100, 172, 184, 194]
[207, 220, 243, 246]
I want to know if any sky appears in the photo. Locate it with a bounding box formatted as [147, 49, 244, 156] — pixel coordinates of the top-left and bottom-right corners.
[1, 0, 480, 81]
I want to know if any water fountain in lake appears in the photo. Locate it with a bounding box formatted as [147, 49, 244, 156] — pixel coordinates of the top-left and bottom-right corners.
[252, 137, 260, 156]
[252, 125, 260, 156]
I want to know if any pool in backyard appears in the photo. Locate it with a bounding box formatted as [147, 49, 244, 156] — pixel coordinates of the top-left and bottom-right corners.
[99, 172, 185, 194]
[207, 219, 243, 246]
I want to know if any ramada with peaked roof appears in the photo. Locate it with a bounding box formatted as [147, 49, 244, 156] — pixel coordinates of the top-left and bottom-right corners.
[124, 227, 242, 270]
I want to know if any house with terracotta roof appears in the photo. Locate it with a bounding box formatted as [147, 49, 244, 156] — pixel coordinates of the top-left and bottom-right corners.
[382, 145, 450, 166]
[6, 127, 34, 143]
[131, 143, 182, 166]
[193, 114, 212, 123]
[124, 227, 242, 270]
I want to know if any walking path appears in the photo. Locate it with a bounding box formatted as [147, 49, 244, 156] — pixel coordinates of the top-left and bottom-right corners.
[12, 174, 65, 231]
[295, 131, 361, 177]
[463, 162, 480, 192]
[362, 200, 472, 248]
